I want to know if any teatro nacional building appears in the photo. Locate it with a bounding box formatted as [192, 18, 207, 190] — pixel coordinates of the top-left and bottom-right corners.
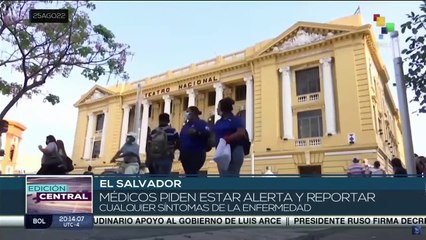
[71, 14, 405, 175]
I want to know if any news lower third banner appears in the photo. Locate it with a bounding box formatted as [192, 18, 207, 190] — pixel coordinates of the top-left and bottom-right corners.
[0, 176, 425, 227]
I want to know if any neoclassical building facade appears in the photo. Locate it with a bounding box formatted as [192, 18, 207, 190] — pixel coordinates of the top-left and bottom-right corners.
[72, 14, 405, 174]
[0, 120, 26, 174]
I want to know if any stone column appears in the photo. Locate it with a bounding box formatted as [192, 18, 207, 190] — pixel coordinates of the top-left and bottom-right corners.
[162, 95, 173, 115]
[120, 105, 131, 147]
[99, 109, 108, 157]
[186, 89, 197, 108]
[214, 82, 224, 123]
[279, 67, 293, 139]
[244, 76, 254, 141]
[320, 57, 337, 135]
[139, 99, 151, 155]
[83, 112, 95, 159]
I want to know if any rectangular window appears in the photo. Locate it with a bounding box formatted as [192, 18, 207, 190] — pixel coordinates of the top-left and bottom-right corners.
[127, 106, 135, 133]
[297, 110, 323, 138]
[295, 67, 321, 96]
[148, 105, 152, 118]
[91, 140, 101, 159]
[170, 100, 173, 114]
[235, 85, 246, 101]
[95, 113, 105, 131]
[368, 62, 373, 89]
[373, 105, 377, 131]
[0, 133, 5, 161]
[207, 92, 215, 106]
[183, 96, 189, 110]
[374, 77, 377, 93]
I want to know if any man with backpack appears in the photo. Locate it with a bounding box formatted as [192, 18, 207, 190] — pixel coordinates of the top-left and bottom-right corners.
[415, 154, 426, 178]
[146, 113, 179, 175]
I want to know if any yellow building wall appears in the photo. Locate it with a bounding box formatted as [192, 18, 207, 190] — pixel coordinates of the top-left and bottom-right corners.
[71, 107, 88, 168]
[72, 97, 123, 173]
[364, 39, 403, 164]
[256, 57, 281, 152]
[104, 99, 123, 162]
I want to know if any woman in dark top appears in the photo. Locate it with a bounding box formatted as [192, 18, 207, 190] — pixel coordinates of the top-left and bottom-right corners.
[179, 106, 210, 176]
[214, 97, 246, 177]
[391, 158, 407, 177]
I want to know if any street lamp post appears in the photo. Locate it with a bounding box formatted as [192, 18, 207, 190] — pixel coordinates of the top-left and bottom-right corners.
[390, 31, 415, 175]
[250, 144, 255, 176]
[134, 84, 142, 144]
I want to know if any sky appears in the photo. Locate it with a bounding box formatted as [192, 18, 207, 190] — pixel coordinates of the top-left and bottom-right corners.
[0, 1, 425, 172]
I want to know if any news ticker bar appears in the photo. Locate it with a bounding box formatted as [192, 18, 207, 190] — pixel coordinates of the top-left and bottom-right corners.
[1, 216, 426, 227]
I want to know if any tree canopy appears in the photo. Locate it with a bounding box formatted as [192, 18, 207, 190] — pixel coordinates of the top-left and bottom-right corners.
[401, 0, 426, 113]
[0, 1, 131, 119]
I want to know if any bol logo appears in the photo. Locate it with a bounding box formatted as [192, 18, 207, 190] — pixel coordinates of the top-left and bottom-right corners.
[373, 14, 395, 40]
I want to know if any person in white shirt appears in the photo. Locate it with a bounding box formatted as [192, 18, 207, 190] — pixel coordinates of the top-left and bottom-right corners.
[363, 159, 372, 176]
[370, 161, 386, 177]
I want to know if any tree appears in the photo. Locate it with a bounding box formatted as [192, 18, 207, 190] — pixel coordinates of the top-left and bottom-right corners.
[401, 1, 426, 113]
[0, 1, 131, 119]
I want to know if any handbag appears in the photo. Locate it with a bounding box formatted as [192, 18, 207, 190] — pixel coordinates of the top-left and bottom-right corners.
[213, 138, 231, 172]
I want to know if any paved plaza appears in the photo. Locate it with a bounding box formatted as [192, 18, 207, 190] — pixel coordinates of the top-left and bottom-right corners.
[0, 227, 423, 240]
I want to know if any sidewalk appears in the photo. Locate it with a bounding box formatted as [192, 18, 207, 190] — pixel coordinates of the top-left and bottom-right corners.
[130, 227, 424, 240]
[296, 227, 424, 240]
[0, 227, 423, 240]
[130, 228, 328, 240]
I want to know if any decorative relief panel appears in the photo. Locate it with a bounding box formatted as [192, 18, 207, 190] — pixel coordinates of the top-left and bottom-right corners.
[273, 30, 334, 52]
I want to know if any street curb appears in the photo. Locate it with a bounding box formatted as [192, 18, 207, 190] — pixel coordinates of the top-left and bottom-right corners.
[292, 228, 348, 240]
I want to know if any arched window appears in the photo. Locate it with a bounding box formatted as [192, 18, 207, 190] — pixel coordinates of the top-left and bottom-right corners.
[236, 110, 246, 127]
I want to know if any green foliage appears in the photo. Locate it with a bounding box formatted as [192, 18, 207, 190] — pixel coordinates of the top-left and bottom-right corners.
[0, 1, 132, 119]
[401, 1, 426, 113]
[0, 78, 41, 98]
[43, 93, 60, 105]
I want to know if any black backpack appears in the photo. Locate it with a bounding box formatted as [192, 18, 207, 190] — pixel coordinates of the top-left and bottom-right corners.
[206, 130, 216, 152]
[64, 156, 74, 172]
[242, 129, 251, 156]
[148, 127, 170, 160]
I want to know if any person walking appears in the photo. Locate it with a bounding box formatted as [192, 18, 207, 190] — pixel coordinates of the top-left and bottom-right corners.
[347, 158, 365, 177]
[179, 106, 210, 176]
[370, 161, 386, 177]
[111, 132, 141, 174]
[415, 154, 426, 177]
[214, 97, 246, 177]
[37, 135, 66, 175]
[146, 113, 179, 175]
[391, 158, 407, 177]
[84, 166, 94, 175]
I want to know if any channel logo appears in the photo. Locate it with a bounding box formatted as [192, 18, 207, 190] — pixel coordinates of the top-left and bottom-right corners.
[373, 14, 395, 40]
[412, 225, 422, 235]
